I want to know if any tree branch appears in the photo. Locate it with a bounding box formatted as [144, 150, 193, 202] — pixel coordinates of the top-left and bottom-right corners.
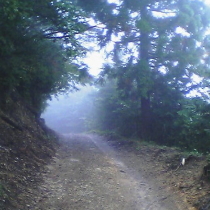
[43, 24, 106, 40]
[0, 114, 23, 131]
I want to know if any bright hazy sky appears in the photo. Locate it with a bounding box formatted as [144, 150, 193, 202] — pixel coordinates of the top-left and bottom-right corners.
[204, 0, 210, 5]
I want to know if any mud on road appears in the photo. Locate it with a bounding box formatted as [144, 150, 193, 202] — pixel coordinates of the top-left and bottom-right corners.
[34, 134, 194, 210]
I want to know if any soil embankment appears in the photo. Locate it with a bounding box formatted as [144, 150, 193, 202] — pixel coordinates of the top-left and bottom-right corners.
[0, 96, 58, 210]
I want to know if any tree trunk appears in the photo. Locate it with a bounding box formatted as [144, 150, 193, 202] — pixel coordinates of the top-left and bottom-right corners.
[140, 96, 151, 139]
[139, 5, 152, 140]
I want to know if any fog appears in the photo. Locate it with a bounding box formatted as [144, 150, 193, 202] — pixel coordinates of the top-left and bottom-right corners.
[41, 85, 96, 134]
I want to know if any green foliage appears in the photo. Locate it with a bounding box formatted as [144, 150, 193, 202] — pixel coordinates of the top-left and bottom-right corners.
[89, 79, 141, 137]
[136, 19, 152, 32]
[175, 98, 210, 152]
[89, 76, 210, 152]
[81, 0, 210, 152]
[182, 149, 202, 158]
[0, 0, 89, 113]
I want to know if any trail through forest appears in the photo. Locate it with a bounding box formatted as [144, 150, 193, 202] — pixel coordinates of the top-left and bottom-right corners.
[33, 134, 193, 210]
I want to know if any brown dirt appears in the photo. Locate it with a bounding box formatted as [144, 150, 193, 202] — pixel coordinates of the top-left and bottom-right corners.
[1, 102, 210, 210]
[0, 96, 58, 210]
[31, 134, 209, 210]
[103, 135, 210, 210]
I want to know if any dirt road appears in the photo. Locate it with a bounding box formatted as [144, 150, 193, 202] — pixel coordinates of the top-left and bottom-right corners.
[33, 134, 192, 210]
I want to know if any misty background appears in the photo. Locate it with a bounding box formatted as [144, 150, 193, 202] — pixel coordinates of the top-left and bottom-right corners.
[41, 85, 97, 134]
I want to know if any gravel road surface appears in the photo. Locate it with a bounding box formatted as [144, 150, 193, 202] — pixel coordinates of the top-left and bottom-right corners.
[34, 134, 191, 210]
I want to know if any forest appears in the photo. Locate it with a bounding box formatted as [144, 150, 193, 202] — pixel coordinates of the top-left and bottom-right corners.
[2, 0, 210, 153]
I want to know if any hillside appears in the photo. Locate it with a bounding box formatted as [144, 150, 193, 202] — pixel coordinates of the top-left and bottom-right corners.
[0, 93, 59, 210]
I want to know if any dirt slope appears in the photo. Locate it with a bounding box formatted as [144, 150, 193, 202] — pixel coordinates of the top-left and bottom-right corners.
[33, 134, 194, 210]
[0, 96, 58, 210]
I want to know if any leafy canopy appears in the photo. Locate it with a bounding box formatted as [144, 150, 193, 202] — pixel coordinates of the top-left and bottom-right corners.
[0, 0, 90, 113]
[79, 0, 210, 151]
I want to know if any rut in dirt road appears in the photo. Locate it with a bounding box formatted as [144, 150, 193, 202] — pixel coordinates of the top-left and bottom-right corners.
[34, 134, 190, 210]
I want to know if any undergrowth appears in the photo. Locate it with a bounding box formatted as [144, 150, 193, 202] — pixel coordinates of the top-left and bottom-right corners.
[89, 130, 206, 159]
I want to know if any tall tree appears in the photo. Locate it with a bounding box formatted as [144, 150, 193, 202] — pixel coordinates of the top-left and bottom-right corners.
[82, 0, 210, 140]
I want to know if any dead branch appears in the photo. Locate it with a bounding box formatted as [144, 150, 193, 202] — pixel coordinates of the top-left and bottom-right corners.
[0, 114, 23, 131]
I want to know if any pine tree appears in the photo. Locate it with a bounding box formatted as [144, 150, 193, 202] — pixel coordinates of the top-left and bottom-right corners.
[78, 0, 210, 141]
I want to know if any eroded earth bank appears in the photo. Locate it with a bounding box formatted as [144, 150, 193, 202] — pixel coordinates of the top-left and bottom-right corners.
[33, 134, 198, 210]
